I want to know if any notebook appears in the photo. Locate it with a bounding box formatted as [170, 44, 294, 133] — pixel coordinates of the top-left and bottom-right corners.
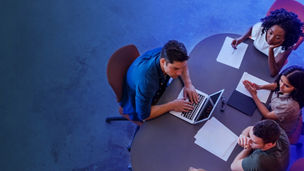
[170, 89, 224, 124]
[227, 90, 256, 116]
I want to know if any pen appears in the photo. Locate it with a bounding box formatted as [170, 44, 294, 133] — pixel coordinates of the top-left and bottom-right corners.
[232, 48, 236, 54]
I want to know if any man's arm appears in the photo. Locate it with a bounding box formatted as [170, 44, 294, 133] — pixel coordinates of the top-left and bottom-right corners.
[231, 126, 253, 171]
[180, 62, 198, 103]
[145, 99, 193, 120]
[136, 78, 194, 121]
[231, 148, 252, 171]
[145, 103, 174, 120]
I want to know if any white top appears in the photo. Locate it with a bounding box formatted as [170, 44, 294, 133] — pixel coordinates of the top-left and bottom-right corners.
[251, 22, 285, 57]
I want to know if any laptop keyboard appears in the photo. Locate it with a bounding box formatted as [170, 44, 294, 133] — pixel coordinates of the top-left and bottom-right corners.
[181, 94, 205, 120]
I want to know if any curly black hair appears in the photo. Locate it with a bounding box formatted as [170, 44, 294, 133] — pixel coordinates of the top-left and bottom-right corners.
[161, 40, 189, 63]
[275, 65, 304, 108]
[261, 8, 304, 50]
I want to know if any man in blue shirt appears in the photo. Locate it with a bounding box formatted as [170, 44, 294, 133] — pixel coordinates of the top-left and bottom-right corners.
[120, 40, 198, 121]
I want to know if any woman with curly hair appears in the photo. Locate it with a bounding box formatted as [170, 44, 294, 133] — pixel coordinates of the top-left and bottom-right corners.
[231, 8, 304, 76]
[243, 65, 304, 144]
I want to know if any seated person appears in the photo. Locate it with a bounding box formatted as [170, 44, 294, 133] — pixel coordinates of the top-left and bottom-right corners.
[231, 8, 303, 76]
[231, 119, 290, 171]
[243, 65, 304, 144]
[120, 40, 198, 122]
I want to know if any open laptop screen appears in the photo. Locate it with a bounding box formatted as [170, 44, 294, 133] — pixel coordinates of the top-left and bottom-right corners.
[195, 90, 223, 122]
[210, 91, 222, 104]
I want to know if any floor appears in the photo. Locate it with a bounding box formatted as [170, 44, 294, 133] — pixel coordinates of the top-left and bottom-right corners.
[1, 0, 304, 170]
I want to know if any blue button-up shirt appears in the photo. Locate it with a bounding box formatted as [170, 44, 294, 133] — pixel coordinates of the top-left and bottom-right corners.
[120, 48, 169, 121]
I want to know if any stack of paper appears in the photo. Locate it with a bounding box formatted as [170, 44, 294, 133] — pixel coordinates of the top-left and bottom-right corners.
[216, 36, 248, 69]
[194, 117, 238, 161]
[236, 72, 270, 103]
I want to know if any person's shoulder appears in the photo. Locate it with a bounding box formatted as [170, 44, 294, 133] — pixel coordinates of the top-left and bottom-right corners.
[252, 22, 263, 30]
[251, 22, 264, 41]
[277, 96, 300, 113]
[134, 48, 160, 67]
[278, 127, 290, 146]
[254, 22, 263, 27]
[287, 97, 301, 107]
[242, 151, 263, 171]
[135, 60, 160, 85]
[141, 47, 162, 57]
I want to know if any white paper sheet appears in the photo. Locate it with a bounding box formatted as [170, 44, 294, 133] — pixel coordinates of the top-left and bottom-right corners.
[236, 72, 271, 103]
[194, 117, 238, 161]
[216, 36, 248, 69]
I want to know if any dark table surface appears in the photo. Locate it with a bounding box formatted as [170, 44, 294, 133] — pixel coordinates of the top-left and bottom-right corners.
[131, 33, 276, 171]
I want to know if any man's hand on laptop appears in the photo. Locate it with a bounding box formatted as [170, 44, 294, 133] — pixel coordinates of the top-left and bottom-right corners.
[170, 98, 194, 112]
[183, 84, 199, 104]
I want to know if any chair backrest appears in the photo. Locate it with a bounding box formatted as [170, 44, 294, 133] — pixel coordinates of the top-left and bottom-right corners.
[107, 44, 140, 102]
[266, 0, 304, 50]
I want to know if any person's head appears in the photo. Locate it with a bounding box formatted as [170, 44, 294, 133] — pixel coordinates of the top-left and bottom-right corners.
[249, 120, 280, 150]
[275, 65, 304, 108]
[261, 8, 304, 50]
[160, 40, 189, 78]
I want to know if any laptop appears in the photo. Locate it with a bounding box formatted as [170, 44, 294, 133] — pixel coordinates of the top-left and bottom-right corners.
[170, 89, 224, 124]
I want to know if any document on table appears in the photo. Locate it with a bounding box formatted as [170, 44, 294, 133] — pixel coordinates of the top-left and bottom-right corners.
[216, 36, 248, 69]
[194, 117, 238, 161]
[236, 72, 271, 103]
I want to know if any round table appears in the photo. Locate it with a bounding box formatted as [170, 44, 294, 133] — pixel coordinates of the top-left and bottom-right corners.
[131, 33, 275, 171]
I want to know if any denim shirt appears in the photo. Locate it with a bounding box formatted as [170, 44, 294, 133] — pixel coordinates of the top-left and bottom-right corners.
[120, 48, 169, 121]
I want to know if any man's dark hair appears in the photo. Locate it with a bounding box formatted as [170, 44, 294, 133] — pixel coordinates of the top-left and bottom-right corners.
[275, 65, 304, 108]
[161, 40, 189, 63]
[253, 119, 280, 144]
[261, 8, 304, 50]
